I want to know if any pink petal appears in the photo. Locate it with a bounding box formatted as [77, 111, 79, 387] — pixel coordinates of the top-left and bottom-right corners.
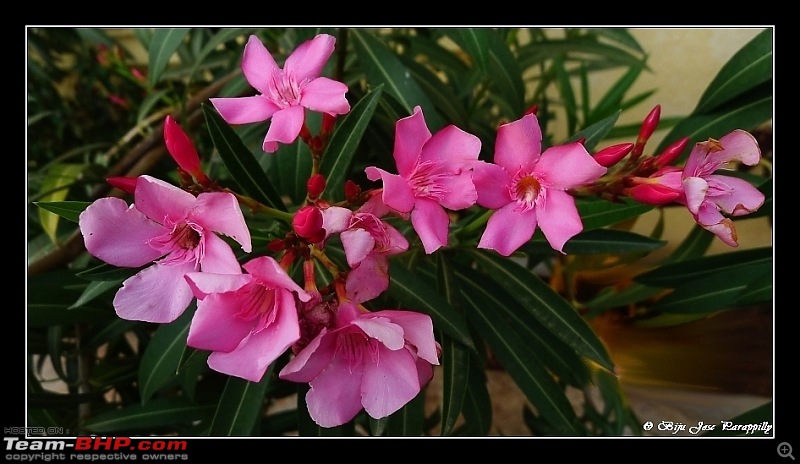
[365, 167, 415, 213]
[382, 222, 410, 255]
[478, 204, 536, 256]
[494, 114, 542, 173]
[321, 206, 353, 236]
[419, 124, 481, 166]
[209, 95, 278, 125]
[263, 106, 305, 153]
[241, 35, 280, 94]
[351, 316, 405, 350]
[113, 260, 196, 323]
[393, 106, 430, 177]
[341, 228, 375, 268]
[134, 176, 196, 225]
[536, 189, 583, 253]
[243, 256, 311, 302]
[706, 175, 766, 216]
[345, 255, 390, 304]
[693, 203, 738, 247]
[283, 34, 335, 83]
[191, 192, 252, 252]
[184, 272, 251, 299]
[436, 169, 478, 211]
[198, 233, 242, 274]
[279, 328, 337, 383]
[305, 353, 365, 427]
[369, 310, 439, 365]
[709, 129, 761, 167]
[411, 198, 450, 254]
[300, 77, 350, 115]
[682, 177, 709, 215]
[473, 161, 513, 209]
[417, 355, 434, 386]
[206, 295, 300, 382]
[79, 197, 165, 267]
[534, 143, 606, 190]
[361, 345, 420, 420]
[187, 292, 254, 352]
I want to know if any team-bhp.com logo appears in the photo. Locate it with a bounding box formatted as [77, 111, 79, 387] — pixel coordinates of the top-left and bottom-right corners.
[5, 436, 189, 461]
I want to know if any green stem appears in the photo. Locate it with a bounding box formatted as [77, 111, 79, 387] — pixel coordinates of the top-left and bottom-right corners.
[460, 209, 493, 235]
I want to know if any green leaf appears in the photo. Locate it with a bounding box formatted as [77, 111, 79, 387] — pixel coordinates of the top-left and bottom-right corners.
[635, 247, 772, 287]
[451, 28, 490, 72]
[320, 85, 383, 201]
[566, 111, 621, 151]
[209, 368, 272, 436]
[525, 228, 666, 255]
[139, 308, 193, 403]
[554, 55, 578, 135]
[695, 29, 773, 114]
[82, 398, 213, 433]
[350, 30, 442, 129]
[76, 263, 139, 282]
[148, 28, 191, 87]
[34, 201, 90, 223]
[386, 391, 425, 436]
[268, 137, 313, 205]
[69, 280, 121, 309]
[588, 65, 645, 124]
[203, 103, 287, 211]
[36, 164, 85, 243]
[188, 28, 254, 83]
[457, 355, 492, 436]
[469, 250, 614, 371]
[82, 318, 138, 352]
[486, 31, 525, 118]
[439, 333, 469, 436]
[577, 197, 653, 231]
[734, 268, 772, 306]
[461, 277, 581, 434]
[701, 401, 772, 436]
[28, 304, 113, 327]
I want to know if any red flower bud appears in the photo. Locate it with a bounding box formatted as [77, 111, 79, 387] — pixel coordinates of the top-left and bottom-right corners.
[164, 116, 208, 184]
[524, 104, 539, 116]
[593, 143, 634, 167]
[292, 206, 325, 241]
[626, 181, 680, 205]
[344, 180, 361, 203]
[637, 105, 661, 146]
[307, 174, 326, 200]
[106, 176, 137, 195]
[267, 239, 287, 252]
[321, 113, 337, 136]
[654, 136, 690, 168]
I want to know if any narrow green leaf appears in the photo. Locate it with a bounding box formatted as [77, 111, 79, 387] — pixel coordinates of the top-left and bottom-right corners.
[576, 197, 652, 231]
[452, 28, 490, 72]
[635, 247, 772, 287]
[387, 264, 474, 350]
[269, 137, 313, 205]
[554, 56, 578, 134]
[36, 164, 85, 243]
[82, 318, 138, 352]
[46, 326, 68, 382]
[83, 398, 213, 433]
[209, 368, 272, 436]
[588, 65, 645, 123]
[457, 355, 492, 436]
[470, 250, 614, 371]
[439, 333, 469, 436]
[139, 308, 193, 403]
[461, 283, 581, 434]
[203, 103, 287, 211]
[486, 31, 525, 118]
[566, 111, 621, 152]
[398, 57, 468, 128]
[386, 391, 425, 436]
[734, 269, 772, 306]
[518, 37, 648, 70]
[188, 28, 255, 83]
[320, 85, 383, 201]
[34, 201, 91, 223]
[525, 228, 666, 255]
[148, 28, 191, 87]
[695, 29, 773, 114]
[350, 30, 442, 129]
[28, 304, 113, 327]
[75, 263, 139, 282]
[69, 280, 120, 309]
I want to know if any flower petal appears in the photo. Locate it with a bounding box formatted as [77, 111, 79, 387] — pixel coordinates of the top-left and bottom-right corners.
[419, 124, 481, 166]
[300, 77, 350, 115]
[134, 176, 196, 225]
[494, 114, 542, 172]
[198, 233, 242, 274]
[351, 316, 406, 350]
[187, 292, 253, 353]
[435, 169, 478, 211]
[709, 129, 761, 167]
[693, 203, 738, 247]
[345, 255, 390, 304]
[369, 310, 439, 365]
[113, 260, 196, 323]
[321, 206, 353, 236]
[410, 198, 450, 254]
[243, 256, 311, 301]
[184, 272, 251, 299]
[393, 106, 430, 177]
[682, 176, 709, 215]
[190, 191, 252, 252]
[209, 95, 278, 125]
[473, 161, 512, 209]
[305, 353, 365, 428]
[361, 345, 420, 420]
[79, 197, 165, 267]
[534, 143, 606, 190]
[263, 106, 305, 153]
[706, 175, 765, 216]
[341, 228, 375, 268]
[478, 203, 536, 257]
[536, 189, 583, 253]
[279, 328, 337, 383]
[284, 34, 335, 83]
[365, 167, 415, 213]
[241, 35, 280, 94]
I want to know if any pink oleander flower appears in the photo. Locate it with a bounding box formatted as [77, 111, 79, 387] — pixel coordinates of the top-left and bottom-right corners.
[184, 256, 311, 382]
[473, 113, 607, 256]
[322, 206, 409, 303]
[210, 34, 350, 153]
[279, 302, 440, 428]
[78, 175, 252, 323]
[365, 106, 481, 254]
[678, 131, 765, 246]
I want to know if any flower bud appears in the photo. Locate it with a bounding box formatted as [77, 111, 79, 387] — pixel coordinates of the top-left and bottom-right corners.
[626, 180, 680, 205]
[524, 104, 539, 116]
[164, 116, 210, 185]
[593, 143, 634, 167]
[321, 113, 337, 137]
[292, 206, 325, 242]
[637, 105, 661, 146]
[107, 176, 137, 195]
[344, 180, 361, 203]
[307, 174, 326, 200]
[654, 136, 690, 168]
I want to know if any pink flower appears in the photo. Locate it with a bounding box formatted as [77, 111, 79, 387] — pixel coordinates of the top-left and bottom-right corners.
[677, 130, 765, 246]
[210, 34, 350, 153]
[78, 175, 252, 323]
[279, 302, 440, 428]
[322, 206, 409, 303]
[184, 256, 311, 382]
[365, 106, 481, 254]
[473, 113, 607, 256]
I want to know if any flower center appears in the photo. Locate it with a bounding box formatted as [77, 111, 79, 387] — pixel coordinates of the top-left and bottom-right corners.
[337, 331, 380, 372]
[269, 72, 303, 107]
[173, 223, 201, 249]
[236, 283, 278, 333]
[407, 161, 447, 201]
[512, 173, 542, 211]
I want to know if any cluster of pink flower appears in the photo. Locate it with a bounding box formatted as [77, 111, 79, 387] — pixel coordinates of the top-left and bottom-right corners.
[77, 33, 765, 429]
